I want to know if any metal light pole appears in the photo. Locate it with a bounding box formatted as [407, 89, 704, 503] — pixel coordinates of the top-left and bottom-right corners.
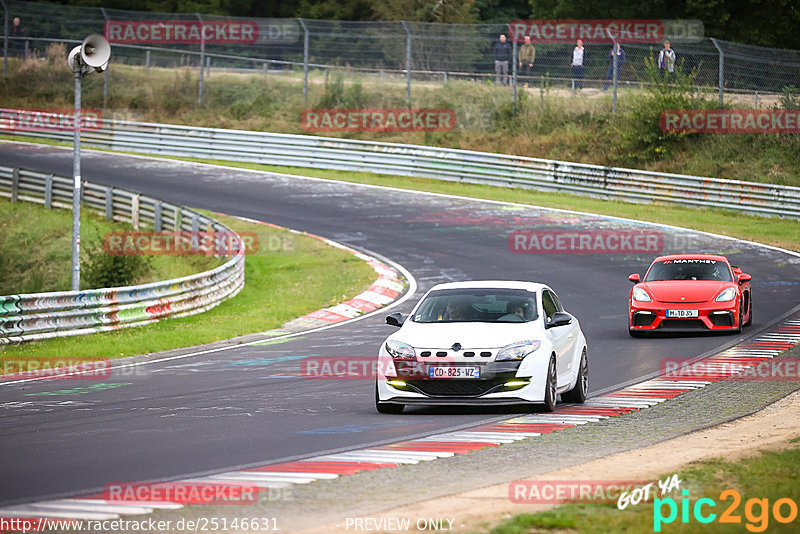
[68, 34, 110, 290]
[72, 68, 82, 290]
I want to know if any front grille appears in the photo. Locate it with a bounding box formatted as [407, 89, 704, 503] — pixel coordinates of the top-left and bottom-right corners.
[659, 319, 706, 330]
[407, 378, 507, 397]
[632, 312, 656, 326]
[709, 312, 734, 327]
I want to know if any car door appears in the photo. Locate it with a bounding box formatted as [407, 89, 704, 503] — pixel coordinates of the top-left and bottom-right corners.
[550, 290, 579, 379]
[542, 289, 573, 386]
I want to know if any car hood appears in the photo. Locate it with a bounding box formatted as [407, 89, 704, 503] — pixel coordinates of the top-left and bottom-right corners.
[640, 281, 730, 303]
[389, 321, 543, 350]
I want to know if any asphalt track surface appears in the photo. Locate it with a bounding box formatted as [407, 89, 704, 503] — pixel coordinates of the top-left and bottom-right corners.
[2, 143, 799, 506]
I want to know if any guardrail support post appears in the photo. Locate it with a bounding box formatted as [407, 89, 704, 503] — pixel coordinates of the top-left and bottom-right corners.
[401, 21, 411, 106]
[104, 187, 112, 220]
[298, 18, 309, 103]
[154, 201, 162, 232]
[146, 49, 150, 70]
[710, 38, 724, 108]
[175, 206, 182, 231]
[44, 174, 53, 208]
[10, 167, 18, 202]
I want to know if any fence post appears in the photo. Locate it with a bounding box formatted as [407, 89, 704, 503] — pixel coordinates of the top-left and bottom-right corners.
[105, 187, 113, 220]
[2, 0, 8, 80]
[100, 8, 110, 109]
[154, 201, 162, 232]
[44, 174, 53, 208]
[196, 13, 205, 104]
[612, 45, 619, 114]
[512, 39, 518, 111]
[710, 38, 724, 108]
[10, 167, 18, 202]
[298, 18, 309, 104]
[206, 56, 211, 77]
[146, 49, 150, 70]
[401, 21, 411, 106]
[131, 194, 140, 230]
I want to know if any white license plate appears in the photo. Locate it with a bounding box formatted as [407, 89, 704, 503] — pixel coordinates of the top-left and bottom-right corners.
[428, 366, 481, 379]
[666, 309, 699, 318]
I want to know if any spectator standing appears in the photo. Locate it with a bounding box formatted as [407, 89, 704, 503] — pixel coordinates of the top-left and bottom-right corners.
[571, 39, 584, 90]
[493, 34, 512, 86]
[603, 43, 625, 91]
[518, 35, 536, 87]
[658, 40, 676, 78]
[11, 17, 24, 56]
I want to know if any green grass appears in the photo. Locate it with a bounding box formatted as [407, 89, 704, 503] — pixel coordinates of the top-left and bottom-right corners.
[1, 49, 799, 186]
[0, 199, 219, 294]
[484, 442, 800, 533]
[0, 211, 376, 366]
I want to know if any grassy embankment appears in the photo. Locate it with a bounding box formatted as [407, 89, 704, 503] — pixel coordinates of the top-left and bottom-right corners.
[0, 200, 375, 366]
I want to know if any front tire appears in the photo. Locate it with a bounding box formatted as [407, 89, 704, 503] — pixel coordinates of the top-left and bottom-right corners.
[562, 348, 588, 404]
[542, 356, 557, 412]
[375, 382, 404, 414]
[744, 293, 752, 326]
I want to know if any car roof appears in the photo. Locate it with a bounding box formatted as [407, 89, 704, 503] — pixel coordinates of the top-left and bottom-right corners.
[427, 280, 546, 292]
[651, 254, 730, 263]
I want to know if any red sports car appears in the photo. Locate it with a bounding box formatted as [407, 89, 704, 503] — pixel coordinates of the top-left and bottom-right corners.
[628, 254, 752, 336]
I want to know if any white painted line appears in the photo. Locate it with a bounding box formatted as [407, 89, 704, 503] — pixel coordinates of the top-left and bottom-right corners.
[179, 478, 291, 489]
[413, 435, 510, 444]
[71, 498, 182, 510]
[312, 454, 421, 465]
[0, 505, 118, 520]
[39, 500, 155, 515]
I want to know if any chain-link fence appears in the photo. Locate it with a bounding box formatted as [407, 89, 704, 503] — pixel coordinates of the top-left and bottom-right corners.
[2, 0, 800, 109]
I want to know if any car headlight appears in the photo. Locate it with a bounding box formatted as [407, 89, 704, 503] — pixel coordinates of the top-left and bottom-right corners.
[496, 340, 542, 362]
[385, 340, 415, 360]
[632, 287, 652, 302]
[715, 287, 737, 302]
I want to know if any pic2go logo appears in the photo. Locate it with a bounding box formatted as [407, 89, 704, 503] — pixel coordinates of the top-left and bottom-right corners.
[654, 489, 799, 532]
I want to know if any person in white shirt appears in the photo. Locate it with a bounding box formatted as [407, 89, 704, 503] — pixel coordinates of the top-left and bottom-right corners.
[658, 40, 676, 78]
[571, 39, 584, 89]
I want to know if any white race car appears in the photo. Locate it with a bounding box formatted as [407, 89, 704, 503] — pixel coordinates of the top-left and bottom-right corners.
[375, 281, 588, 414]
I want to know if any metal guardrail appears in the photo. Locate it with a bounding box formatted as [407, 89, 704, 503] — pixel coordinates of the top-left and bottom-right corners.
[4, 112, 799, 219]
[0, 165, 245, 344]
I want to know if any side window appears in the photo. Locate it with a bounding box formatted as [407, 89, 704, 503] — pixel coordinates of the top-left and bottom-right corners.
[542, 291, 558, 320]
[551, 291, 564, 312]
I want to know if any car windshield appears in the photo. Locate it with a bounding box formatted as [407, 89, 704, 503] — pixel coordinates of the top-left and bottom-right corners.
[645, 259, 732, 282]
[412, 288, 539, 323]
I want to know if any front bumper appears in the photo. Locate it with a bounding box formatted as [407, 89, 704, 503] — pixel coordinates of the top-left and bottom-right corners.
[629, 299, 739, 332]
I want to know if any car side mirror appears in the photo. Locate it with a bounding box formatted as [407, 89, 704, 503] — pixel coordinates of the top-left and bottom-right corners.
[386, 312, 405, 327]
[628, 273, 640, 283]
[546, 311, 572, 329]
[738, 273, 752, 283]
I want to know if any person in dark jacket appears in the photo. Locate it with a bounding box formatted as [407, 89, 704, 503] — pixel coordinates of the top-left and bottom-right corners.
[11, 17, 25, 56]
[493, 34, 512, 86]
[603, 43, 625, 91]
